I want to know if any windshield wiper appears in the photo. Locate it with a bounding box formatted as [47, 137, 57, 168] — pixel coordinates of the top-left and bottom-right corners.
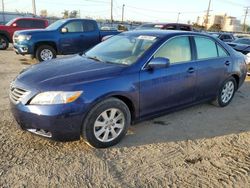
[86, 56, 103, 62]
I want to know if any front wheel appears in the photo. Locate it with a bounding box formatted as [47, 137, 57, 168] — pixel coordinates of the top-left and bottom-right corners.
[212, 77, 237, 107]
[0, 35, 9, 50]
[82, 98, 131, 148]
[35, 45, 56, 62]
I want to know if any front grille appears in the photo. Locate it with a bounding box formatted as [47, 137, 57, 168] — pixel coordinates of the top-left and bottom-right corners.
[9, 87, 29, 104]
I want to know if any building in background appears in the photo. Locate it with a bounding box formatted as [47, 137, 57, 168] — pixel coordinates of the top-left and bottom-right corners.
[196, 14, 242, 32]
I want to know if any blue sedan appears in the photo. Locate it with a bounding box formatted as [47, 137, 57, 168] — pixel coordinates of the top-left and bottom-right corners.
[10, 30, 247, 148]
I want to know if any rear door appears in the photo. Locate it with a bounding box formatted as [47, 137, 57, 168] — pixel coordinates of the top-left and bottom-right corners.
[193, 36, 232, 100]
[81, 20, 100, 51]
[139, 36, 197, 117]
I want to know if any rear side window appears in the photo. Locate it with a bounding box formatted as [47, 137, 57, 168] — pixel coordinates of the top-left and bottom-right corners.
[194, 36, 229, 59]
[31, 20, 46, 28]
[217, 45, 228, 57]
[194, 37, 217, 59]
[154, 36, 191, 63]
[83, 21, 96, 32]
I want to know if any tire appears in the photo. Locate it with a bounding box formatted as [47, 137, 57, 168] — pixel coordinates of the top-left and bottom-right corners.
[35, 45, 56, 62]
[0, 35, 9, 50]
[212, 77, 237, 107]
[82, 98, 131, 148]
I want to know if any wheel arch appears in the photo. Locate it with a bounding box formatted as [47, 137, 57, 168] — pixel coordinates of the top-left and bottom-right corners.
[0, 31, 11, 42]
[230, 74, 240, 90]
[81, 93, 138, 132]
[34, 41, 58, 54]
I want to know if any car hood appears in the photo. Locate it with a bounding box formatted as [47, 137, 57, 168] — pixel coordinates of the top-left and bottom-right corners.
[14, 29, 52, 35]
[227, 42, 249, 51]
[16, 55, 127, 90]
[0, 25, 10, 30]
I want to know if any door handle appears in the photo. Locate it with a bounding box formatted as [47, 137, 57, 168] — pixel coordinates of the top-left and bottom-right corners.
[225, 61, 230, 66]
[187, 67, 195, 73]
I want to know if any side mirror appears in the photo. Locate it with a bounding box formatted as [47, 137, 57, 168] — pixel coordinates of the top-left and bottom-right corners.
[12, 23, 17, 27]
[61, 27, 68, 33]
[147, 57, 170, 69]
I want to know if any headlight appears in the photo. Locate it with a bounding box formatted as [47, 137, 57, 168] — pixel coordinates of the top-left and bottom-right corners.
[30, 91, 83, 105]
[17, 34, 32, 42]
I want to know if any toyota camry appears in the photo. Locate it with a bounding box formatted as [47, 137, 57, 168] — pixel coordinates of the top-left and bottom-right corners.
[10, 30, 247, 148]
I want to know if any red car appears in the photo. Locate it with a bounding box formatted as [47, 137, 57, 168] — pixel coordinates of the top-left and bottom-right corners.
[0, 17, 48, 50]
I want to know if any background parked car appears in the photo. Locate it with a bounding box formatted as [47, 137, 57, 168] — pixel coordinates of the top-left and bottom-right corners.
[135, 23, 193, 31]
[0, 17, 48, 50]
[209, 32, 236, 42]
[13, 18, 120, 62]
[227, 38, 250, 75]
[10, 31, 247, 148]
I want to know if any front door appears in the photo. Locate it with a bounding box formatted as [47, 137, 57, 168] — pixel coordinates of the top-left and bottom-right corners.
[139, 36, 197, 117]
[59, 20, 85, 54]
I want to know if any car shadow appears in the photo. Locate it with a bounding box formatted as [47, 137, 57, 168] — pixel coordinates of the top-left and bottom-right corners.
[115, 78, 250, 148]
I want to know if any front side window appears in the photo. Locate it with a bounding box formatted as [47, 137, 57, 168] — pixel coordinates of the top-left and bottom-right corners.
[154, 36, 191, 63]
[194, 37, 217, 59]
[16, 20, 33, 28]
[64, 21, 83, 32]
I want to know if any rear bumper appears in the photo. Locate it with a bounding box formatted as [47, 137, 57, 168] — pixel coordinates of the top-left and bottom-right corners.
[10, 101, 86, 141]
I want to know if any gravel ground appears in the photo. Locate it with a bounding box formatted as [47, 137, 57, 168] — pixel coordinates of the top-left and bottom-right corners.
[0, 49, 250, 187]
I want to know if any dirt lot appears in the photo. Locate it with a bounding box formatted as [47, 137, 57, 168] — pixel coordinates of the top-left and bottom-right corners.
[0, 49, 250, 187]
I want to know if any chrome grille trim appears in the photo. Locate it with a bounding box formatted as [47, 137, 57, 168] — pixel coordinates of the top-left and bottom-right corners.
[9, 87, 30, 104]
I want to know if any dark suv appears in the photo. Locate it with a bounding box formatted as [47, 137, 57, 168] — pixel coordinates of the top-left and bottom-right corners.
[135, 23, 193, 31]
[0, 17, 48, 50]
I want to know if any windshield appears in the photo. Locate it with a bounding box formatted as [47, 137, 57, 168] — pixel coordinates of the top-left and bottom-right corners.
[5, 19, 16, 26]
[85, 34, 158, 65]
[234, 38, 250, 45]
[46, 19, 67, 30]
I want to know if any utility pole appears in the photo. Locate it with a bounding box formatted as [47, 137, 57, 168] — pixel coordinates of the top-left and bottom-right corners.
[177, 12, 180, 23]
[205, 0, 211, 30]
[110, 0, 113, 24]
[122, 4, 125, 24]
[32, 0, 36, 16]
[243, 7, 249, 32]
[1, 0, 5, 23]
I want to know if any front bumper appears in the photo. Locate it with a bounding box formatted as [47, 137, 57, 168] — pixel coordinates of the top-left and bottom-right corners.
[10, 101, 86, 141]
[13, 40, 34, 55]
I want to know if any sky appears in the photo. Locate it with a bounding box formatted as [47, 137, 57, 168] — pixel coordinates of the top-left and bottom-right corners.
[2, 0, 250, 24]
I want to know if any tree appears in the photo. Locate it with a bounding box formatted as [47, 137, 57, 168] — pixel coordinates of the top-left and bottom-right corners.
[209, 24, 222, 32]
[69, 10, 78, 18]
[40, 10, 47, 18]
[62, 10, 69, 19]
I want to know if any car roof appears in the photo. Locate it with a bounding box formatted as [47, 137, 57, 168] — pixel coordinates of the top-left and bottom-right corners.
[124, 30, 209, 38]
[142, 23, 191, 26]
[15, 17, 47, 21]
